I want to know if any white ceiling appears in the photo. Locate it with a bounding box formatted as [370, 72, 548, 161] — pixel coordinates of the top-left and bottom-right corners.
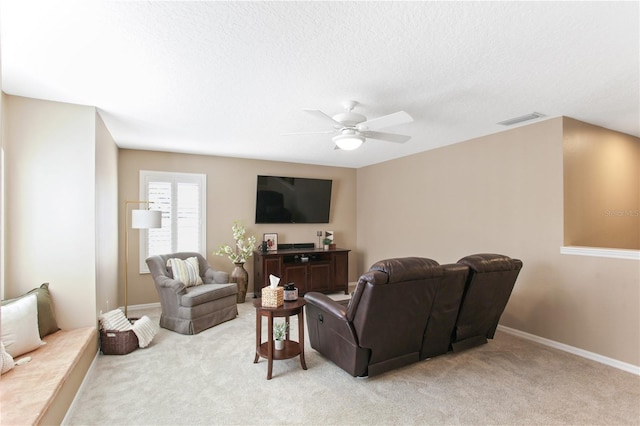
[1, 1, 638, 168]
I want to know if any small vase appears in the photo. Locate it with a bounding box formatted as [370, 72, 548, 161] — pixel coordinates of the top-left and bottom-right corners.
[275, 339, 284, 350]
[230, 263, 249, 303]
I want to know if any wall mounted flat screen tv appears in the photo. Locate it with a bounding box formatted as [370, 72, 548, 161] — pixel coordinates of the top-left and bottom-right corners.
[255, 175, 332, 224]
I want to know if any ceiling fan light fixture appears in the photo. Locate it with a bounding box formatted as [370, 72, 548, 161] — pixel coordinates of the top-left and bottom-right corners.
[333, 134, 365, 150]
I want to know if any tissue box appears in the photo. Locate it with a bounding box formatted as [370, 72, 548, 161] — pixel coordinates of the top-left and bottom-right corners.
[262, 286, 284, 308]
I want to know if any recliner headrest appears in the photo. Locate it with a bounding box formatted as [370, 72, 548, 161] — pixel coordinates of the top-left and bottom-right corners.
[368, 257, 442, 283]
[457, 253, 522, 272]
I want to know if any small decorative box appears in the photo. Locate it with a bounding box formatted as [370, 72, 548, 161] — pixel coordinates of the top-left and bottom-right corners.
[262, 286, 284, 307]
[283, 283, 298, 301]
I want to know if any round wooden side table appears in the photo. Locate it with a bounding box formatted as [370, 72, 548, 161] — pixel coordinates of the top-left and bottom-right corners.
[253, 298, 307, 380]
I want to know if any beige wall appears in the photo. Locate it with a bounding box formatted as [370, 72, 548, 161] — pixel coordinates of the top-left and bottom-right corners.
[2, 93, 637, 368]
[563, 117, 640, 249]
[95, 113, 119, 315]
[3, 95, 98, 329]
[357, 117, 639, 366]
[118, 150, 357, 306]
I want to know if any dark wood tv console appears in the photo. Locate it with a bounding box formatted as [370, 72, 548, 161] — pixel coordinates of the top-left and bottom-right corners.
[253, 248, 350, 296]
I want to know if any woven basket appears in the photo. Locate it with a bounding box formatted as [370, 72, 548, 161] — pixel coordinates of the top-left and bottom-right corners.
[262, 286, 284, 308]
[100, 327, 138, 355]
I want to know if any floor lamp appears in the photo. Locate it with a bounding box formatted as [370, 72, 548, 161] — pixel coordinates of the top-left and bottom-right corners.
[124, 200, 162, 318]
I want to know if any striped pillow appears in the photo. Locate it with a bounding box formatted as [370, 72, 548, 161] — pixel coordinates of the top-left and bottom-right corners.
[167, 257, 203, 287]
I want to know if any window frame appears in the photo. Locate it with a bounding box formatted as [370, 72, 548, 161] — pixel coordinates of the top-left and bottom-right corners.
[138, 170, 207, 272]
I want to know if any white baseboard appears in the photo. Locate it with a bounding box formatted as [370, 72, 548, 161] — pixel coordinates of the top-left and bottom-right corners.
[497, 325, 640, 376]
[122, 302, 161, 313]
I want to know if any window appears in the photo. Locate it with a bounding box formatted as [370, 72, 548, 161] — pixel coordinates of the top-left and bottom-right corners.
[139, 170, 206, 271]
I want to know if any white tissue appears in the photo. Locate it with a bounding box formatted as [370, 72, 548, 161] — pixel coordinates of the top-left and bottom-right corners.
[269, 274, 280, 289]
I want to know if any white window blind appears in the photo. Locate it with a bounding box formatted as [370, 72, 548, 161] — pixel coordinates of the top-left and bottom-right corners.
[139, 171, 206, 272]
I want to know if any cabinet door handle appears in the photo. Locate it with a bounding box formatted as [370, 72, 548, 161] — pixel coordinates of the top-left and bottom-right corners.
[318, 313, 324, 324]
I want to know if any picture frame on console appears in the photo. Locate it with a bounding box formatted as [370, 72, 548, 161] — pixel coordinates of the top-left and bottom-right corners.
[264, 233, 278, 251]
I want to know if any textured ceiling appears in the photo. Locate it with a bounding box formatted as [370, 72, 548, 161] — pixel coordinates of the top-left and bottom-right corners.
[1, 1, 638, 168]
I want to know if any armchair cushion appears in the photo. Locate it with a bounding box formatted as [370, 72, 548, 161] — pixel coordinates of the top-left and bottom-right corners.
[180, 283, 238, 307]
[167, 257, 203, 287]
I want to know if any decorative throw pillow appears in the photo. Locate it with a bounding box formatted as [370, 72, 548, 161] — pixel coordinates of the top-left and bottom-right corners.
[1, 283, 60, 338]
[167, 257, 203, 287]
[1, 342, 15, 375]
[1, 294, 45, 358]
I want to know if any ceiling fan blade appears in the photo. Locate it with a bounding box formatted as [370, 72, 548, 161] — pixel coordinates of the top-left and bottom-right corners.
[303, 109, 343, 127]
[360, 130, 411, 143]
[281, 130, 336, 136]
[356, 111, 413, 131]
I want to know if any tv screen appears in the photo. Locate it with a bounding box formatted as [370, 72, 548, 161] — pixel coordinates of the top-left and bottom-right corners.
[255, 175, 332, 224]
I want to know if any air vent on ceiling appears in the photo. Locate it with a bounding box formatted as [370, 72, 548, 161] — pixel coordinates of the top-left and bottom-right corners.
[497, 112, 545, 126]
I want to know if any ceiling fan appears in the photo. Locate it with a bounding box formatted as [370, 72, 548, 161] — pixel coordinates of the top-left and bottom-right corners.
[284, 100, 413, 150]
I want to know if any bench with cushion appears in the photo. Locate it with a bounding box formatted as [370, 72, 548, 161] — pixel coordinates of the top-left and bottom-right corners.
[1, 283, 98, 425]
[1, 327, 97, 425]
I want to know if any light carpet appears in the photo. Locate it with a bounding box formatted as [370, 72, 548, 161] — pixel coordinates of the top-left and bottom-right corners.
[66, 299, 639, 425]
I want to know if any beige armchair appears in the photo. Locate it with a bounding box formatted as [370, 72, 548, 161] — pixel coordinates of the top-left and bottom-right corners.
[146, 252, 238, 334]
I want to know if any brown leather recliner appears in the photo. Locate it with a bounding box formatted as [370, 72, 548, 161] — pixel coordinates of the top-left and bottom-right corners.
[450, 253, 523, 351]
[304, 257, 469, 377]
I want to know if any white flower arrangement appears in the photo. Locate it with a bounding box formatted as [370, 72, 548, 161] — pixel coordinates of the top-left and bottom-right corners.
[214, 220, 257, 264]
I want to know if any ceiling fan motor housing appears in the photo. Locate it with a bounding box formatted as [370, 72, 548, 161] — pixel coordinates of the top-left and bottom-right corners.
[332, 112, 366, 128]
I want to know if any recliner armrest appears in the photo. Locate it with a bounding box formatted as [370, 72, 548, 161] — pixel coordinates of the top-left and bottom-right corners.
[304, 292, 348, 320]
[304, 291, 364, 374]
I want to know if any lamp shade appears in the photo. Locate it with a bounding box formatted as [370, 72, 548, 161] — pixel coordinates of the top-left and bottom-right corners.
[131, 209, 162, 229]
[333, 134, 364, 150]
